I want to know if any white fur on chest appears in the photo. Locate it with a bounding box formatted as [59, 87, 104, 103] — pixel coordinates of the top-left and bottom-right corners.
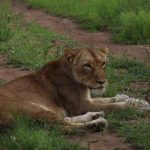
[90, 88, 106, 97]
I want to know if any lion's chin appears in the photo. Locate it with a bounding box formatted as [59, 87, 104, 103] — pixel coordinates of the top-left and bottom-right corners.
[90, 87, 106, 97]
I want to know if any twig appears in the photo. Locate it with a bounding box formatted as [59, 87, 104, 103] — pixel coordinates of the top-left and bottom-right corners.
[145, 47, 150, 58]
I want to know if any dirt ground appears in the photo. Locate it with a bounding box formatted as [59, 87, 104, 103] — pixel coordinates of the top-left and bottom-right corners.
[66, 132, 133, 150]
[0, 55, 31, 82]
[1, 1, 150, 150]
[12, 1, 150, 65]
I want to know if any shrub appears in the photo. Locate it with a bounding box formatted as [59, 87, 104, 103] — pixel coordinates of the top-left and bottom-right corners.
[113, 10, 150, 44]
[0, 0, 12, 42]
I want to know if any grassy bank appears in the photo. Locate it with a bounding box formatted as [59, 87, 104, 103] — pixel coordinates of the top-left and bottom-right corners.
[106, 57, 150, 97]
[0, 116, 87, 150]
[0, 0, 12, 42]
[0, 1, 76, 70]
[1, 19, 75, 69]
[22, 0, 150, 44]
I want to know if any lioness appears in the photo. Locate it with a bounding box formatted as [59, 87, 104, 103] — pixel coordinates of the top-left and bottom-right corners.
[0, 48, 141, 130]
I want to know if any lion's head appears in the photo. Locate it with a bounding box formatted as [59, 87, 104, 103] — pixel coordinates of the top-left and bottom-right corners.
[64, 48, 108, 95]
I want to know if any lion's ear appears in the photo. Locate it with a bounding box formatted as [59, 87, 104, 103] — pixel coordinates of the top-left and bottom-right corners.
[64, 49, 79, 64]
[100, 47, 109, 55]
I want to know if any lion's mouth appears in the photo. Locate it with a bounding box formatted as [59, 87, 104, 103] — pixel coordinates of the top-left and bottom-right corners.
[90, 81, 107, 90]
[90, 87, 106, 97]
[90, 86, 104, 90]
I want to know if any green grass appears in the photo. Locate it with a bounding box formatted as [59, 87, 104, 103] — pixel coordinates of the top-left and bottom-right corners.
[105, 57, 150, 98]
[0, 115, 88, 150]
[0, 1, 150, 150]
[0, 16, 76, 70]
[113, 10, 150, 44]
[22, 0, 150, 44]
[119, 121, 150, 150]
[107, 108, 145, 128]
[0, 0, 12, 42]
[107, 109, 150, 150]
[105, 57, 150, 149]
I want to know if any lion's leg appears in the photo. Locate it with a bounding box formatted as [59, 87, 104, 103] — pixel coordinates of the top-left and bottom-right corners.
[91, 97, 114, 104]
[18, 102, 106, 131]
[80, 101, 127, 114]
[0, 99, 67, 125]
[33, 110, 107, 132]
[63, 115, 107, 131]
[64, 111, 104, 123]
[23, 102, 69, 126]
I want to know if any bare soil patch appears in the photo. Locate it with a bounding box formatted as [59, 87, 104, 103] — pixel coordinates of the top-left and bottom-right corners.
[0, 66, 31, 82]
[67, 132, 133, 150]
[12, 1, 150, 64]
[129, 81, 150, 90]
[129, 81, 150, 103]
[0, 55, 31, 82]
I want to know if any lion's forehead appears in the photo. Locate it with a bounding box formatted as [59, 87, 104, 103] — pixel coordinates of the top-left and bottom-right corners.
[80, 50, 106, 65]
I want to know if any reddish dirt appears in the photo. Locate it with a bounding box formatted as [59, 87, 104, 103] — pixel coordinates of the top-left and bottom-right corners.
[11, 1, 150, 64]
[128, 81, 150, 103]
[0, 55, 31, 82]
[0, 66, 31, 82]
[129, 81, 150, 90]
[67, 132, 133, 150]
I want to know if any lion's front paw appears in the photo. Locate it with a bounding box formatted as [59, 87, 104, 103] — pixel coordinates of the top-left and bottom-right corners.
[85, 117, 107, 132]
[87, 111, 105, 119]
[113, 94, 150, 110]
[126, 98, 149, 108]
[112, 94, 129, 102]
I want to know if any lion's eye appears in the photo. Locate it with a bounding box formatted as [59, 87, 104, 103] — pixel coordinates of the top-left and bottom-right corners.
[83, 63, 92, 69]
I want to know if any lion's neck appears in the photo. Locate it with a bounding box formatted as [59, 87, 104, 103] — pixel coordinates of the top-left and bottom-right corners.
[80, 87, 91, 101]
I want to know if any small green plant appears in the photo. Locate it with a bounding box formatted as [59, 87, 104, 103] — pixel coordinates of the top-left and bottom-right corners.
[105, 57, 150, 97]
[106, 108, 145, 128]
[0, 0, 12, 42]
[2, 20, 75, 69]
[113, 10, 150, 44]
[119, 121, 150, 150]
[107, 109, 150, 150]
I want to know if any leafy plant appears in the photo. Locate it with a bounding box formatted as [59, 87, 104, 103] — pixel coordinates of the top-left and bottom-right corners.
[0, 0, 12, 42]
[113, 10, 150, 44]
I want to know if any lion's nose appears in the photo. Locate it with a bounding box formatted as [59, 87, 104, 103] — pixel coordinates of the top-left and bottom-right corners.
[96, 80, 105, 85]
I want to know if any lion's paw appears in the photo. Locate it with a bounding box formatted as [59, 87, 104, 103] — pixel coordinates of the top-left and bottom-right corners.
[112, 94, 129, 102]
[126, 98, 149, 107]
[85, 117, 107, 132]
[87, 111, 105, 119]
[113, 94, 150, 110]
